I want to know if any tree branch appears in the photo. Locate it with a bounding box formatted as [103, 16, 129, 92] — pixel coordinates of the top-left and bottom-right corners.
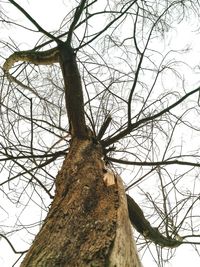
[66, 0, 87, 46]
[0, 234, 28, 254]
[108, 157, 200, 168]
[126, 194, 182, 248]
[58, 43, 88, 138]
[103, 86, 200, 147]
[8, 0, 58, 42]
[97, 115, 112, 140]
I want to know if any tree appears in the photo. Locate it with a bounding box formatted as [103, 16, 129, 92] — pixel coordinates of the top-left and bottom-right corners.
[1, 0, 200, 266]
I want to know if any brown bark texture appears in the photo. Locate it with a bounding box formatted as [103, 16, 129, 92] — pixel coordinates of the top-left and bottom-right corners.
[20, 138, 142, 267]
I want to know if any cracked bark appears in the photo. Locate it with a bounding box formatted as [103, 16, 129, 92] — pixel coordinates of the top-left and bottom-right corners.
[21, 139, 142, 267]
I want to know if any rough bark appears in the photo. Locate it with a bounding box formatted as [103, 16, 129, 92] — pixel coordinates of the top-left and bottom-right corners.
[3, 37, 142, 267]
[20, 138, 142, 267]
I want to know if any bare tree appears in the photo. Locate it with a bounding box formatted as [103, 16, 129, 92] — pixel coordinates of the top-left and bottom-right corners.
[1, 0, 200, 266]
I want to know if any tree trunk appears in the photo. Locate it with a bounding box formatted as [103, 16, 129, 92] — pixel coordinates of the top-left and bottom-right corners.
[20, 138, 142, 267]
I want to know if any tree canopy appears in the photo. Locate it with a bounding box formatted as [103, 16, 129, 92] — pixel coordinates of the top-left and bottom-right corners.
[1, 0, 200, 266]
